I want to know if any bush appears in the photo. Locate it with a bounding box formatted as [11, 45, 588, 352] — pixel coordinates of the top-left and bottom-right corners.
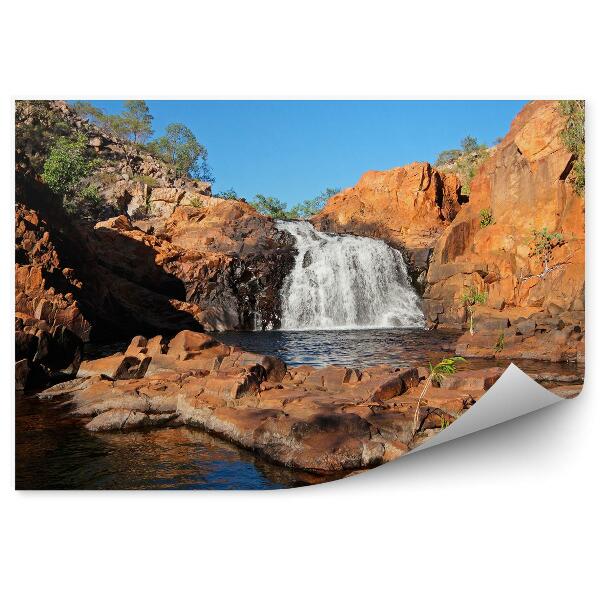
[42, 134, 96, 202]
[250, 194, 288, 219]
[559, 100, 585, 196]
[189, 195, 204, 208]
[530, 227, 563, 274]
[435, 136, 489, 196]
[479, 208, 493, 228]
[132, 174, 160, 188]
[214, 188, 239, 200]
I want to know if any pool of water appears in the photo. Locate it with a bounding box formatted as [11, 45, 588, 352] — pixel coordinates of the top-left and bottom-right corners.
[16, 327, 583, 490]
[15, 393, 340, 490]
[214, 328, 584, 380]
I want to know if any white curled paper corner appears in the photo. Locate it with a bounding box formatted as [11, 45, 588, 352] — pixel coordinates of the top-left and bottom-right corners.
[411, 363, 574, 454]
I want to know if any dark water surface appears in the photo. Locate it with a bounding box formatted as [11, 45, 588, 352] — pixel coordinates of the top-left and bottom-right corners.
[16, 328, 583, 490]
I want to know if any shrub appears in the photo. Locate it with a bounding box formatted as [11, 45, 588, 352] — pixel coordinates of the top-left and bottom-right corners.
[42, 134, 96, 203]
[559, 100, 585, 196]
[412, 357, 467, 436]
[435, 135, 489, 195]
[132, 174, 160, 188]
[493, 331, 505, 352]
[250, 194, 288, 219]
[214, 188, 239, 200]
[189, 195, 204, 209]
[530, 228, 564, 274]
[479, 208, 493, 228]
[460, 286, 488, 335]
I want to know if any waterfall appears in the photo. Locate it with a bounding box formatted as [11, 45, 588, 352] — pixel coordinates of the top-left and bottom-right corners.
[276, 220, 425, 330]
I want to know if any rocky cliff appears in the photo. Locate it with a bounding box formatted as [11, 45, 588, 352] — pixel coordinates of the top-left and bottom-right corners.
[310, 162, 464, 286]
[15, 100, 295, 389]
[423, 101, 584, 362]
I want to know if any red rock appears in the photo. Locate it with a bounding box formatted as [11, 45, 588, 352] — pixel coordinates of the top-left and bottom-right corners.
[423, 101, 584, 356]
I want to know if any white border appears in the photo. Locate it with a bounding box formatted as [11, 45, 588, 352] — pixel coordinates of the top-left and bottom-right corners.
[2, 1, 598, 599]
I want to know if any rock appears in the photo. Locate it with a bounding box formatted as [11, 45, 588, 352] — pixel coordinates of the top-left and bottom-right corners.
[311, 162, 462, 285]
[550, 385, 582, 399]
[78, 354, 151, 380]
[423, 101, 584, 349]
[15, 359, 30, 391]
[439, 367, 504, 391]
[36, 333, 492, 471]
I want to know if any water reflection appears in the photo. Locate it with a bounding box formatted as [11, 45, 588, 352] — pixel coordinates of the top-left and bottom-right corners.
[15, 396, 340, 490]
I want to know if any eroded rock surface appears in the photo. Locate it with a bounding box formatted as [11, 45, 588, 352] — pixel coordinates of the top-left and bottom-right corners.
[423, 101, 584, 362]
[38, 331, 503, 472]
[311, 162, 463, 286]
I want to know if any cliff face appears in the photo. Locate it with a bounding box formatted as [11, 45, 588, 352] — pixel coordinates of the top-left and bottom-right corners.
[15, 101, 295, 350]
[310, 162, 463, 285]
[423, 101, 584, 327]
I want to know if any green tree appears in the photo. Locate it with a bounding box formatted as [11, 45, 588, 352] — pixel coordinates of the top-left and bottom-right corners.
[42, 134, 95, 207]
[148, 123, 208, 178]
[72, 101, 105, 124]
[250, 194, 288, 219]
[461, 135, 478, 153]
[412, 357, 466, 436]
[122, 100, 153, 143]
[293, 187, 340, 218]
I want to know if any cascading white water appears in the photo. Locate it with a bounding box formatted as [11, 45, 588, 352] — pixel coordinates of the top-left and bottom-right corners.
[276, 220, 425, 330]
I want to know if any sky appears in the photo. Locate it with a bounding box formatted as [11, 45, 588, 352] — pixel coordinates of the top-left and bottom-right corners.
[84, 100, 529, 208]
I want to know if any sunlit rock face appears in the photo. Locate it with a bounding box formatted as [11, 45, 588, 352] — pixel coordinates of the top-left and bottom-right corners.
[423, 101, 584, 341]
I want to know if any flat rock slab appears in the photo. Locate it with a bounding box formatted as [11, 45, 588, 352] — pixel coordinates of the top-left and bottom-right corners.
[37, 331, 493, 473]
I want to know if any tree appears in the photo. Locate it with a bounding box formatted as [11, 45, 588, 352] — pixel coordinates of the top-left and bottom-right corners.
[530, 228, 564, 276]
[42, 134, 95, 207]
[250, 194, 288, 219]
[412, 357, 466, 436]
[461, 286, 488, 335]
[461, 135, 478, 153]
[122, 100, 153, 143]
[286, 187, 341, 219]
[72, 101, 104, 124]
[148, 123, 208, 178]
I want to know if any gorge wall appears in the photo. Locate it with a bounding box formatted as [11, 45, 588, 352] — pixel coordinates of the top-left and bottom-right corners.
[312, 100, 584, 361]
[15, 101, 295, 352]
[310, 162, 464, 289]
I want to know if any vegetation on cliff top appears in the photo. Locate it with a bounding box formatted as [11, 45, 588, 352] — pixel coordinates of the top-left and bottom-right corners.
[559, 100, 585, 196]
[250, 187, 341, 220]
[435, 135, 490, 196]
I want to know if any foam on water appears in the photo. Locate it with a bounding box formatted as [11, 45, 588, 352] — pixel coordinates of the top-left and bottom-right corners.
[276, 220, 425, 330]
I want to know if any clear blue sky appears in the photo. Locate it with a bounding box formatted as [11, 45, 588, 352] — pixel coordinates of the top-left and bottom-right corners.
[83, 100, 528, 208]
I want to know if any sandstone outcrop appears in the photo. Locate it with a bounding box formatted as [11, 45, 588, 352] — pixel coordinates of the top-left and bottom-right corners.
[15, 314, 83, 390]
[15, 101, 295, 339]
[422, 101, 584, 361]
[311, 162, 463, 285]
[38, 330, 500, 472]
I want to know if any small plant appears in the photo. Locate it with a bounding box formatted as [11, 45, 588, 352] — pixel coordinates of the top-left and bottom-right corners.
[412, 357, 467, 437]
[214, 188, 239, 200]
[460, 286, 488, 335]
[440, 415, 451, 430]
[189, 195, 204, 209]
[530, 228, 564, 276]
[479, 208, 493, 228]
[132, 174, 160, 188]
[493, 331, 505, 353]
